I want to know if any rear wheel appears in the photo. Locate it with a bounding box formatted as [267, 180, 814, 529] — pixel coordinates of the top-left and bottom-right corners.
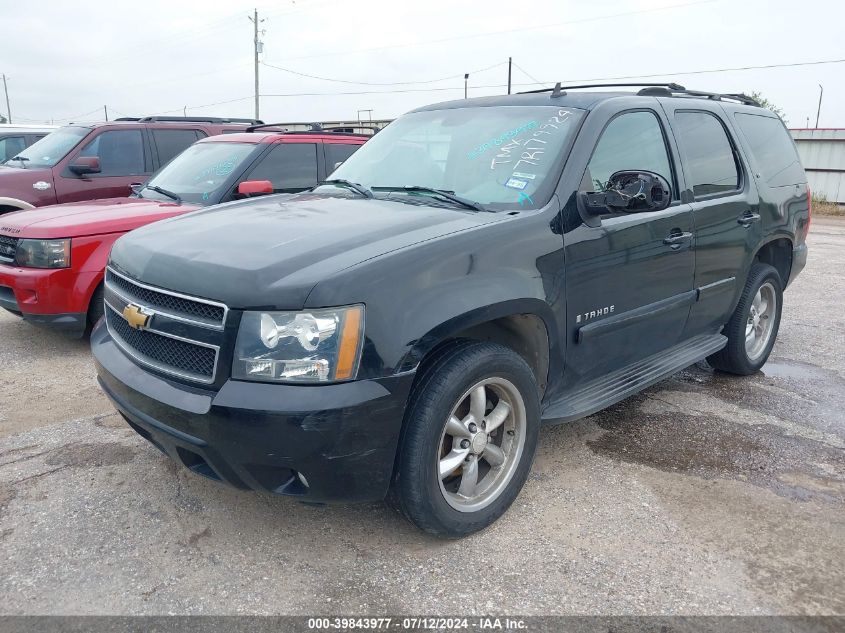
[391, 341, 540, 537]
[708, 262, 783, 375]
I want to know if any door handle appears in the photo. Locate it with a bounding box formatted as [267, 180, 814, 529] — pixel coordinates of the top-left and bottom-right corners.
[738, 211, 761, 227]
[663, 230, 693, 249]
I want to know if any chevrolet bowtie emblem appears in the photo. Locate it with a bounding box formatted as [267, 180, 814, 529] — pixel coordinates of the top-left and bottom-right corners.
[123, 304, 151, 330]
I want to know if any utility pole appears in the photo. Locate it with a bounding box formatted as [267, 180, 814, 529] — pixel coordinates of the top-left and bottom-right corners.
[2, 74, 11, 124]
[464, 73, 469, 99]
[103, 105, 108, 121]
[815, 84, 823, 128]
[507, 57, 512, 95]
[248, 9, 265, 120]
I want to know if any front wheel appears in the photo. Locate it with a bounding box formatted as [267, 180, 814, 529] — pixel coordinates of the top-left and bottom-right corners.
[708, 262, 783, 375]
[390, 341, 540, 538]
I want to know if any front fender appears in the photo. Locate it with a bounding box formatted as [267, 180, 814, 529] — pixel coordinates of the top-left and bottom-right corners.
[0, 196, 35, 211]
[305, 208, 567, 384]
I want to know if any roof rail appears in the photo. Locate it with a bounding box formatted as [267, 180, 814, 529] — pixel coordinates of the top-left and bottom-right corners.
[244, 122, 376, 136]
[519, 82, 686, 95]
[518, 82, 761, 107]
[319, 125, 380, 135]
[119, 116, 264, 124]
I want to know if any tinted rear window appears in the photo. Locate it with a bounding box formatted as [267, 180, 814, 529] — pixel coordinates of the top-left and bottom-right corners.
[674, 111, 740, 197]
[153, 129, 202, 165]
[734, 114, 805, 187]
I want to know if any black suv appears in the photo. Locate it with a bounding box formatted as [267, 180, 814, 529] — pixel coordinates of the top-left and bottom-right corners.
[92, 83, 810, 537]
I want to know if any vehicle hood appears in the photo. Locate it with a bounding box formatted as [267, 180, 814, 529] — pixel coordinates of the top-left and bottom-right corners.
[0, 197, 196, 239]
[110, 193, 505, 309]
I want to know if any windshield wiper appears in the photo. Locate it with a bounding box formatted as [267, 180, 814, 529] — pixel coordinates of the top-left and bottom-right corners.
[317, 179, 374, 199]
[6, 156, 29, 168]
[373, 186, 488, 212]
[143, 185, 182, 204]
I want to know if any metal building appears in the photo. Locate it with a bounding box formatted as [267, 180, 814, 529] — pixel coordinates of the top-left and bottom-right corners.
[790, 128, 845, 204]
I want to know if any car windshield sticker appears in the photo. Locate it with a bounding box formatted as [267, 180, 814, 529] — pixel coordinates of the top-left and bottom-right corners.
[517, 191, 534, 206]
[505, 177, 528, 190]
[512, 172, 536, 180]
[467, 121, 538, 160]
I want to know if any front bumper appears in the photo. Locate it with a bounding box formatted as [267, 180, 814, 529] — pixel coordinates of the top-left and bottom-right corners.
[92, 320, 415, 503]
[0, 264, 96, 335]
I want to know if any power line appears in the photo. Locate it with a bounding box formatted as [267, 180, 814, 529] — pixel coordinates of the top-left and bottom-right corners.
[511, 62, 543, 85]
[26, 57, 845, 123]
[272, 0, 716, 62]
[260, 60, 508, 86]
[508, 57, 845, 87]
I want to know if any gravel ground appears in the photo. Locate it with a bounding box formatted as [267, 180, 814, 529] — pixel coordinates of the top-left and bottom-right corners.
[0, 219, 843, 616]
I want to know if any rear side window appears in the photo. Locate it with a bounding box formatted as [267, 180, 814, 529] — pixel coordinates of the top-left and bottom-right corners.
[78, 129, 145, 176]
[0, 136, 25, 161]
[246, 143, 319, 192]
[734, 114, 804, 187]
[325, 143, 362, 173]
[153, 129, 202, 165]
[674, 111, 740, 197]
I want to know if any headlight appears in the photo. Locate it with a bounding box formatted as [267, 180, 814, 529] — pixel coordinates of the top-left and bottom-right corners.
[15, 239, 71, 268]
[232, 305, 364, 383]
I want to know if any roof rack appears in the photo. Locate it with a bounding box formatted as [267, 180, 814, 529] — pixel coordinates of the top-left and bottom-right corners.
[320, 125, 380, 135]
[244, 122, 376, 136]
[519, 82, 686, 96]
[517, 82, 761, 107]
[114, 116, 264, 124]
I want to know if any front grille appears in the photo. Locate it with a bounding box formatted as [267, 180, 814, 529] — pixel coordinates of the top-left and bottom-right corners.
[106, 305, 217, 381]
[0, 235, 18, 264]
[105, 268, 225, 327]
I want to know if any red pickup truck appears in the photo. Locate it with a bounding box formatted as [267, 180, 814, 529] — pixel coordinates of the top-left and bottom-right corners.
[0, 127, 368, 335]
[0, 116, 261, 214]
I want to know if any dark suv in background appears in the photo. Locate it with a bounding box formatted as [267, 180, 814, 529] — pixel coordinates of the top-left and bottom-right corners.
[93, 84, 809, 537]
[0, 116, 260, 213]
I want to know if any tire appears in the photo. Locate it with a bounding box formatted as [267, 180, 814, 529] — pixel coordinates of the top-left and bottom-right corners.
[85, 284, 105, 337]
[390, 340, 541, 538]
[707, 262, 783, 375]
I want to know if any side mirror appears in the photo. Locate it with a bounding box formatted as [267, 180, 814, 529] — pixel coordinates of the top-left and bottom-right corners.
[581, 170, 671, 216]
[129, 183, 144, 195]
[237, 180, 274, 197]
[69, 156, 101, 176]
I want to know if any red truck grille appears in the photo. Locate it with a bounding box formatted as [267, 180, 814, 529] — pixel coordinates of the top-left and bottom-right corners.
[0, 235, 17, 264]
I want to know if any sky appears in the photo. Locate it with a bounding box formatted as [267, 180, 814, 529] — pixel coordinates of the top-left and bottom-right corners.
[2, 0, 843, 128]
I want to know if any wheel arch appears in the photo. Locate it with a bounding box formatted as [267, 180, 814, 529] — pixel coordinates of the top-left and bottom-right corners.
[398, 299, 557, 399]
[0, 197, 35, 212]
[751, 235, 793, 287]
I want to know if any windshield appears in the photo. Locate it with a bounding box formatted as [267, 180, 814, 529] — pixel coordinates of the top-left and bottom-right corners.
[4, 126, 88, 167]
[139, 141, 256, 205]
[328, 105, 583, 210]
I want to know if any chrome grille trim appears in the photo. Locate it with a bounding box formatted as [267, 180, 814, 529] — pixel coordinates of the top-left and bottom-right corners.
[104, 299, 220, 385]
[105, 267, 228, 330]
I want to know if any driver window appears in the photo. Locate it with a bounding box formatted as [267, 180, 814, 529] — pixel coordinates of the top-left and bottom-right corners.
[583, 111, 672, 194]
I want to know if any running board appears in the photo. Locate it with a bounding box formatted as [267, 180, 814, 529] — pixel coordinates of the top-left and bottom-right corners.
[541, 333, 727, 423]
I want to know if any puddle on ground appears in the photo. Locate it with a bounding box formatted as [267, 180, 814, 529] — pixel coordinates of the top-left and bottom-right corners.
[586, 396, 845, 502]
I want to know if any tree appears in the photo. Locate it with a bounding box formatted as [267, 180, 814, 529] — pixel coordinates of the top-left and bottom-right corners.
[750, 91, 787, 122]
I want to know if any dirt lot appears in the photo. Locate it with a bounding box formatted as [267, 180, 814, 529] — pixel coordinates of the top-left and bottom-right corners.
[0, 219, 843, 616]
